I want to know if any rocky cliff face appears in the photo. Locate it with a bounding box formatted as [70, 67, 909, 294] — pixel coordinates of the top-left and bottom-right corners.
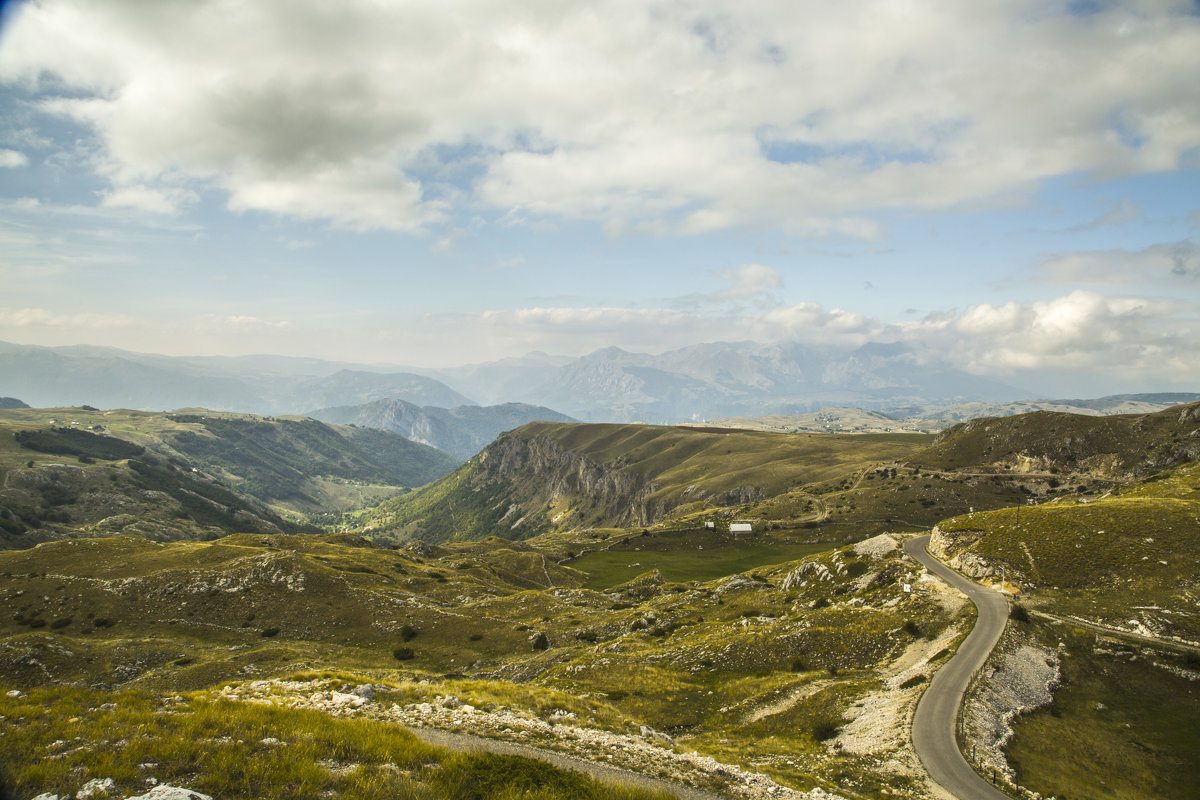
[476, 431, 663, 529]
[365, 426, 679, 543]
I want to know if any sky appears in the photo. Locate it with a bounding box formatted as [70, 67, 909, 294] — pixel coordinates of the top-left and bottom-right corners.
[0, 0, 1198, 395]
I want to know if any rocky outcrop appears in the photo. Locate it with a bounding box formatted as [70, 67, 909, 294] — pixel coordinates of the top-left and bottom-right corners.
[928, 525, 996, 579]
[476, 432, 664, 528]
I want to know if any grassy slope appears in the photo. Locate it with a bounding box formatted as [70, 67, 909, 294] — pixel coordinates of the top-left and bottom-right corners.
[364, 420, 931, 544]
[1004, 623, 1200, 800]
[0, 408, 459, 546]
[0, 683, 675, 800]
[936, 460, 1200, 642]
[0, 529, 956, 799]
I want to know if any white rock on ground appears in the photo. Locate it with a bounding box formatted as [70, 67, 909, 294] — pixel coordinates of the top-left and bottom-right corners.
[219, 678, 846, 800]
[76, 778, 115, 799]
[126, 786, 213, 800]
[963, 642, 1059, 785]
[852, 534, 898, 560]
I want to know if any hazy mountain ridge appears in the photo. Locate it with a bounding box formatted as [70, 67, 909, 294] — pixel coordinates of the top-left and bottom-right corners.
[309, 398, 576, 459]
[0, 342, 473, 414]
[2, 339, 1036, 423]
[707, 394, 1200, 433]
[431, 341, 1027, 422]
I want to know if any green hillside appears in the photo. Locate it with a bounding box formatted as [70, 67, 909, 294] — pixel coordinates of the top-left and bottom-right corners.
[0, 408, 459, 547]
[360, 421, 932, 544]
[0, 528, 955, 799]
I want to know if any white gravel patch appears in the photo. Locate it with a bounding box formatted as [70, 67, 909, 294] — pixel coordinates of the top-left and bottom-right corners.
[220, 679, 847, 800]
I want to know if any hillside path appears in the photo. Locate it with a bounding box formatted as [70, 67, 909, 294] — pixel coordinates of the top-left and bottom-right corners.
[410, 727, 731, 800]
[1028, 608, 1200, 655]
[904, 535, 1013, 800]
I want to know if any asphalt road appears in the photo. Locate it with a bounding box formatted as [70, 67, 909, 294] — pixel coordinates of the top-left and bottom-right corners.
[904, 535, 1013, 800]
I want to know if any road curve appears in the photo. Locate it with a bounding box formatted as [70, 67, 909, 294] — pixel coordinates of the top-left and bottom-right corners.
[904, 535, 1013, 800]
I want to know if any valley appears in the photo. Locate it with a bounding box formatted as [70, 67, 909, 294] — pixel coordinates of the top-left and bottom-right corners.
[1, 402, 1198, 800]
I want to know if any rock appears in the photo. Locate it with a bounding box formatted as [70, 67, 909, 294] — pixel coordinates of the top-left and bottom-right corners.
[76, 778, 116, 799]
[328, 691, 365, 708]
[639, 724, 676, 746]
[125, 786, 213, 800]
[529, 631, 549, 651]
[717, 575, 758, 594]
[353, 684, 375, 701]
[853, 533, 899, 559]
[5, 689, 20, 698]
[31, 793, 59, 800]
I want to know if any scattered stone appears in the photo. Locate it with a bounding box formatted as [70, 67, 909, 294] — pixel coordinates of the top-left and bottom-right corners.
[76, 778, 116, 799]
[327, 691, 365, 708]
[6, 689, 20, 698]
[125, 786, 213, 800]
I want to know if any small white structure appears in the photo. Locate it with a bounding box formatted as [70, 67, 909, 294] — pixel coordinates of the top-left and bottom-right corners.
[730, 522, 753, 535]
[704, 521, 715, 529]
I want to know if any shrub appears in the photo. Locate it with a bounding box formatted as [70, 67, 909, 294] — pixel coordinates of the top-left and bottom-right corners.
[260, 627, 280, 638]
[790, 657, 808, 672]
[392, 646, 415, 661]
[1010, 604, 1030, 623]
[400, 624, 418, 642]
[811, 716, 842, 741]
[903, 620, 923, 637]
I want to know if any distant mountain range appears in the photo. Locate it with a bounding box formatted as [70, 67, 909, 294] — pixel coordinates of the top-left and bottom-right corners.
[4, 339, 1194, 427]
[308, 399, 576, 459]
[707, 395, 1200, 433]
[0, 341, 470, 413]
[424, 341, 1027, 422]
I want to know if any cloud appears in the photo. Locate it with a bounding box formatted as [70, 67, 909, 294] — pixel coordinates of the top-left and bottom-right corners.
[0, 148, 27, 167]
[100, 184, 196, 215]
[1065, 198, 1143, 232]
[5, 286, 1195, 390]
[715, 263, 783, 300]
[0, 306, 141, 330]
[900, 290, 1199, 381]
[1037, 240, 1200, 285]
[2, 1, 1198, 235]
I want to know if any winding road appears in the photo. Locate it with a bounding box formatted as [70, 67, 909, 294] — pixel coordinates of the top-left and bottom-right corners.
[904, 535, 1013, 800]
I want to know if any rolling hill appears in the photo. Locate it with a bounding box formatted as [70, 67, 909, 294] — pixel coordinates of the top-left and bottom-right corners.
[360, 421, 931, 544]
[0, 408, 459, 548]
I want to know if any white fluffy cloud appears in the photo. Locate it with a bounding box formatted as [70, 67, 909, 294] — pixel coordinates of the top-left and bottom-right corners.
[0, 148, 28, 168]
[2, 0, 1198, 235]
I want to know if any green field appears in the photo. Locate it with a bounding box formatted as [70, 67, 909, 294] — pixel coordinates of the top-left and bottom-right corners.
[572, 532, 834, 589]
[1005, 626, 1200, 800]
